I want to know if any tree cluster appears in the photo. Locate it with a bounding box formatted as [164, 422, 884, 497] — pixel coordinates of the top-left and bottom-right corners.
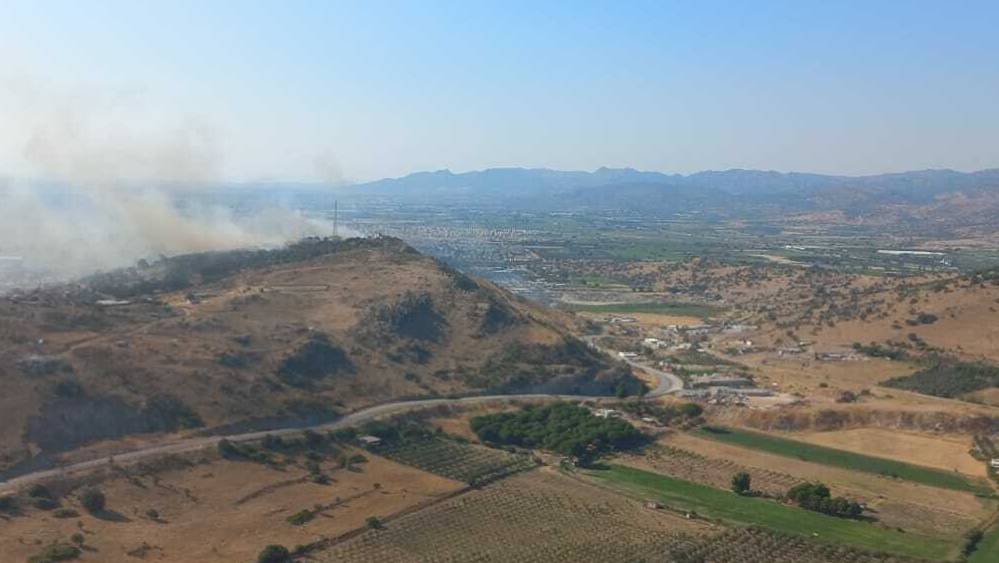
[786, 482, 862, 519]
[470, 402, 644, 464]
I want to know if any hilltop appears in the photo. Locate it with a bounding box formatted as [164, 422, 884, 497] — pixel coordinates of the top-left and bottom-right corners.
[0, 237, 639, 476]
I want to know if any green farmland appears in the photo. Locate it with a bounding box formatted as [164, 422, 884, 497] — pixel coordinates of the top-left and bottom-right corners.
[565, 301, 718, 318]
[968, 519, 999, 563]
[588, 464, 956, 560]
[696, 426, 992, 495]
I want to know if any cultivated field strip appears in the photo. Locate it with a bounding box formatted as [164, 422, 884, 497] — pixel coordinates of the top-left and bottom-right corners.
[639, 445, 804, 496]
[669, 527, 927, 563]
[636, 444, 983, 539]
[315, 470, 708, 562]
[373, 437, 537, 484]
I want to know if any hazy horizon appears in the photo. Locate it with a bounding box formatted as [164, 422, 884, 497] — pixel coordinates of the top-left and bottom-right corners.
[2, 0, 998, 184]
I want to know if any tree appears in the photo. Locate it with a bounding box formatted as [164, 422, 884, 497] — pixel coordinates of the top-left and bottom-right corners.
[257, 544, 291, 563]
[366, 516, 384, 530]
[80, 487, 106, 514]
[731, 472, 751, 495]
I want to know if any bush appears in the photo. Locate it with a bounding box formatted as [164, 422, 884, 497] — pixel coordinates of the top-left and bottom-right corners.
[302, 429, 324, 449]
[79, 488, 106, 514]
[0, 495, 18, 513]
[27, 543, 81, 563]
[257, 545, 291, 563]
[366, 516, 384, 529]
[915, 312, 938, 325]
[286, 509, 315, 526]
[963, 528, 984, 556]
[33, 497, 60, 510]
[28, 484, 53, 499]
[731, 472, 751, 495]
[53, 508, 79, 519]
[261, 434, 285, 450]
[217, 438, 242, 458]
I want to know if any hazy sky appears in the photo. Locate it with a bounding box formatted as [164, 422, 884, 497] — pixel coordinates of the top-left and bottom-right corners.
[2, 0, 998, 183]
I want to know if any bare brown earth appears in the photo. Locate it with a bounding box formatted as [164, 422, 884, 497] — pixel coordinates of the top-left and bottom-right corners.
[0, 450, 462, 562]
[794, 428, 985, 477]
[0, 238, 636, 474]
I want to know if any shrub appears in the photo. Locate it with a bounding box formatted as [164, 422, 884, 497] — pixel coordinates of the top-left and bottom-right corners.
[366, 516, 384, 529]
[51, 379, 85, 398]
[286, 509, 315, 526]
[28, 484, 53, 499]
[27, 543, 81, 563]
[302, 429, 324, 449]
[0, 495, 18, 513]
[79, 488, 106, 514]
[70, 533, 84, 546]
[217, 438, 242, 458]
[915, 312, 938, 325]
[53, 508, 79, 519]
[262, 434, 285, 450]
[963, 528, 984, 556]
[257, 545, 291, 563]
[33, 497, 60, 510]
[731, 472, 751, 495]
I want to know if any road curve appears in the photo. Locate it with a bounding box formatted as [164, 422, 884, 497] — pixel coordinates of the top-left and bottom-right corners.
[581, 334, 684, 397]
[1, 339, 681, 492]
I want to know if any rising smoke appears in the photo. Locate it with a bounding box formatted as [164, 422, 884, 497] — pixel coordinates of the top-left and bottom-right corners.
[0, 77, 345, 285]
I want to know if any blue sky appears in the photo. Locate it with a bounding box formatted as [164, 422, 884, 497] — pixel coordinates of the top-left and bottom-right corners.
[2, 0, 997, 182]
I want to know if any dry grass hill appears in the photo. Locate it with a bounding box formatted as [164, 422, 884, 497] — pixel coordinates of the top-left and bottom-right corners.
[0, 237, 639, 477]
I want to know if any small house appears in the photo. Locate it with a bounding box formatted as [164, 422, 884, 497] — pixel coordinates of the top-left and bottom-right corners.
[358, 435, 382, 447]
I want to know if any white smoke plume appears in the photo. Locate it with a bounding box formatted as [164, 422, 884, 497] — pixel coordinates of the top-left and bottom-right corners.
[0, 76, 345, 286]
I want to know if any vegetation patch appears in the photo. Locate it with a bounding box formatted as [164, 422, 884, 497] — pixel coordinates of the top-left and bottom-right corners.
[277, 332, 355, 388]
[696, 426, 991, 495]
[364, 291, 447, 342]
[471, 402, 644, 464]
[472, 337, 644, 396]
[28, 543, 81, 563]
[786, 482, 862, 519]
[613, 399, 703, 425]
[882, 359, 999, 399]
[588, 465, 953, 560]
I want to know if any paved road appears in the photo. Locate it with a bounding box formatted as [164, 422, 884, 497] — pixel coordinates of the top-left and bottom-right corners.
[581, 334, 684, 397]
[0, 338, 680, 492]
[0, 393, 604, 493]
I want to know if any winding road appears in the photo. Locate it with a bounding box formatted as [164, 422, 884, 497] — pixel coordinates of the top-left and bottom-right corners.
[0, 339, 681, 492]
[582, 333, 685, 397]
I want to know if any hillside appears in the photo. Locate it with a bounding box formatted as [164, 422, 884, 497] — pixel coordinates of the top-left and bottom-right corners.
[0, 237, 639, 477]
